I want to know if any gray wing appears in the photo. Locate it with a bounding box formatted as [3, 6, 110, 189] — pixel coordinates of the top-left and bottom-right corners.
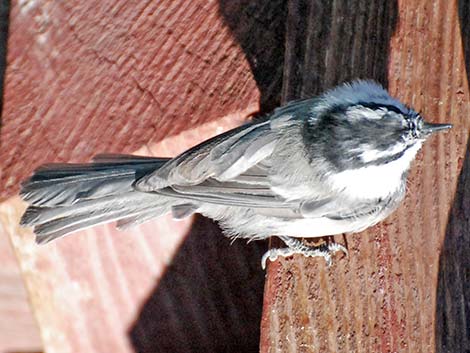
[135, 97, 315, 192]
[136, 120, 278, 190]
[134, 99, 357, 215]
[157, 173, 298, 209]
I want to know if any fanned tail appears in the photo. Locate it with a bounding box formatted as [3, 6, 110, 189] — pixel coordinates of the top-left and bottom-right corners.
[20, 155, 172, 244]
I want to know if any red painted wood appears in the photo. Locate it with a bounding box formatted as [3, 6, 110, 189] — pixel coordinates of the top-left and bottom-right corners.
[7, 0, 468, 352]
[0, 225, 42, 353]
[0, 0, 287, 351]
[0, 0, 261, 199]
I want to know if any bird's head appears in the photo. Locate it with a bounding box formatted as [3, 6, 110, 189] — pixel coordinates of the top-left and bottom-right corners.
[303, 80, 452, 172]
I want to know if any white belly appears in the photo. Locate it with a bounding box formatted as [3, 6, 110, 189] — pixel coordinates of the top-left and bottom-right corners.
[272, 216, 378, 238]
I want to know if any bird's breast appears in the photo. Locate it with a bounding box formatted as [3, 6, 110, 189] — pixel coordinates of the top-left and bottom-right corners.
[328, 161, 407, 200]
[329, 141, 421, 200]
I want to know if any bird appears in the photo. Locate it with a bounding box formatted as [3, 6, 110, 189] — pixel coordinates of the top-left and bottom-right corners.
[19, 80, 452, 268]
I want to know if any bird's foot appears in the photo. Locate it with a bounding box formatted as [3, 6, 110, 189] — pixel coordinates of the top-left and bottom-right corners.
[261, 236, 348, 269]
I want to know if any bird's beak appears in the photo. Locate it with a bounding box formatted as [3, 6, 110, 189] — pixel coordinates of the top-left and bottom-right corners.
[422, 121, 453, 135]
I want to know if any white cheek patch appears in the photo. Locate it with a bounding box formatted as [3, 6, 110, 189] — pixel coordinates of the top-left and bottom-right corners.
[359, 143, 407, 163]
[330, 142, 422, 200]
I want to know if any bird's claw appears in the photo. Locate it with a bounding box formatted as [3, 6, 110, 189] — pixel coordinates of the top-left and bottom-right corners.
[261, 248, 296, 270]
[261, 241, 348, 270]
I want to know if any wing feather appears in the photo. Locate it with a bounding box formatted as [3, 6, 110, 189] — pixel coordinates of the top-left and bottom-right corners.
[135, 120, 278, 190]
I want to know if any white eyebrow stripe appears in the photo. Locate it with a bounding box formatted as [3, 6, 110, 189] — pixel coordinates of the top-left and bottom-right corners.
[359, 143, 407, 163]
[345, 106, 389, 120]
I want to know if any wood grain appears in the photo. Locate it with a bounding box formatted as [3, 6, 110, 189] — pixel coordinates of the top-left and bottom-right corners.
[1, 114, 268, 353]
[261, 1, 470, 352]
[0, 225, 42, 353]
[0, 0, 286, 351]
[2, 0, 468, 352]
[0, 0, 263, 199]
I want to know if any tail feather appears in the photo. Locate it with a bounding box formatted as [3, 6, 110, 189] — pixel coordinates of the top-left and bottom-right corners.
[21, 171, 135, 206]
[21, 156, 169, 207]
[34, 194, 171, 244]
[116, 207, 170, 230]
[21, 192, 154, 226]
[20, 155, 174, 243]
[92, 154, 166, 163]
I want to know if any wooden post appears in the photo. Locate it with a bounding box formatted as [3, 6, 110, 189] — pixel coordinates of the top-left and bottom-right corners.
[261, 1, 470, 352]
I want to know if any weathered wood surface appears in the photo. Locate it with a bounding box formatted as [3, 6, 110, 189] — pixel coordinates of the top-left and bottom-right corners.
[0, 0, 43, 352]
[0, 0, 287, 352]
[0, 0, 281, 200]
[261, 1, 470, 352]
[0, 228, 42, 353]
[2, 0, 469, 352]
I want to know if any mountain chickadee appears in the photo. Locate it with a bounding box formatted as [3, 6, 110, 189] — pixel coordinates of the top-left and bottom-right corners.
[20, 80, 452, 268]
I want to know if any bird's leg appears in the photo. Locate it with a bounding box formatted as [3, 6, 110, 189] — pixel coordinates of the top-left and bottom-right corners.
[261, 236, 348, 269]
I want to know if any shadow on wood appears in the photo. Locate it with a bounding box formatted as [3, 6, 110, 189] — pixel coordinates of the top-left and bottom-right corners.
[0, 0, 9, 122]
[459, 0, 470, 82]
[436, 141, 470, 352]
[281, 0, 398, 100]
[128, 216, 267, 353]
[260, 1, 399, 351]
[128, 1, 287, 351]
[218, 0, 287, 113]
[435, 2, 470, 351]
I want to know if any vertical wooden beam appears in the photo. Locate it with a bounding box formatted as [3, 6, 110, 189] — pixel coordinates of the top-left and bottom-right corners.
[261, 1, 470, 352]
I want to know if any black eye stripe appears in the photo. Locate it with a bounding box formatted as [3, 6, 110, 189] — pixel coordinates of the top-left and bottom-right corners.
[353, 102, 408, 115]
[328, 101, 411, 117]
